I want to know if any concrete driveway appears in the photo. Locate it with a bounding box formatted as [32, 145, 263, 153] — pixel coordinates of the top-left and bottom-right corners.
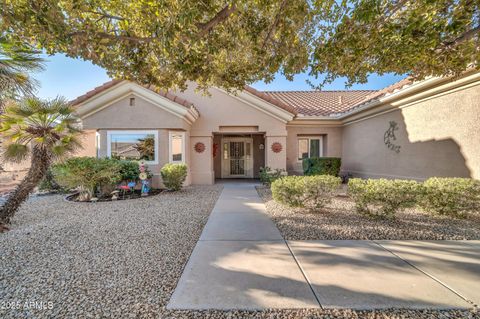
[168, 182, 479, 310]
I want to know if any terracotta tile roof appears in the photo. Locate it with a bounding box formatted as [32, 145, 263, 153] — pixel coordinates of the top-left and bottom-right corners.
[70, 80, 196, 110]
[72, 77, 415, 119]
[262, 77, 415, 117]
[244, 86, 298, 115]
[263, 90, 376, 116]
[346, 77, 413, 112]
[70, 80, 123, 106]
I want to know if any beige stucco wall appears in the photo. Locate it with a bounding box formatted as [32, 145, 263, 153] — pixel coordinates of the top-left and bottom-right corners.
[286, 125, 343, 174]
[175, 85, 288, 137]
[341, 84, 480, 180]
[189, 136, 214, 184]
[82, 94, 190, 131]
[74, 130, 97, 157]
[173, 84, 289, 182]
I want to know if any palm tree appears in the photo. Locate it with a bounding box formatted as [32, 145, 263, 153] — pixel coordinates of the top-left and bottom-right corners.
[0, 97, 82, 229]
[0, 36, 45, 105]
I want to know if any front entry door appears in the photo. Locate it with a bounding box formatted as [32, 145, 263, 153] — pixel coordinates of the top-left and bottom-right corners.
[221, 138, 253, 178]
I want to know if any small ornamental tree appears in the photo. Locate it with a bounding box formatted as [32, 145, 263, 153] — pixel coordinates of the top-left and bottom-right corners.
[0, 97, 82, 228]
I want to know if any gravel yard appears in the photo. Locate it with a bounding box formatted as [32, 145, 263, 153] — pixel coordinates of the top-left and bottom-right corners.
[1, 184, 478, 319]
[1, 186, 222, 318]
[256, 186, 480, 240]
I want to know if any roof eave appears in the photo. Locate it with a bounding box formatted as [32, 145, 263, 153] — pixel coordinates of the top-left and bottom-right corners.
[339, 71, 480, 124]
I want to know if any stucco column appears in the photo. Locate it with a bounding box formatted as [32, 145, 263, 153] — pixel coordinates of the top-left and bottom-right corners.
[189, 135, 215, 185]
[265, 136, 287, 171]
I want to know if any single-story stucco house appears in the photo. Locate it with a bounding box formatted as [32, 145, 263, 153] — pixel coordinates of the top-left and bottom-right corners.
[71, 70, 480, 186]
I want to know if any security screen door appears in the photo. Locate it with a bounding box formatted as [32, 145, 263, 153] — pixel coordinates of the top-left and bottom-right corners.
[221, 138, 253, 178]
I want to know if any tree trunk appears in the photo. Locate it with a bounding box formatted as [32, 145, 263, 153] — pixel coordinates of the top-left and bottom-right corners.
[0, 146, 51, 225]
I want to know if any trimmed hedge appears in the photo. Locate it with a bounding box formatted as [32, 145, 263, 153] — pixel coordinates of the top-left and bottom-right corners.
[303, 157, 341, 176]
[348, 178, 421, 219]
[259, 166, 286, 186]
[272, 175, 341, 210]
[419, 177, 480, 217]
[161, 163, 188, 191]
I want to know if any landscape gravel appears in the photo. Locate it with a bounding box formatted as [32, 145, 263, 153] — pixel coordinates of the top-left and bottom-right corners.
[256, 186, 480, 240]
[1, 185, 477, 318]
[1, 186, 222, 318]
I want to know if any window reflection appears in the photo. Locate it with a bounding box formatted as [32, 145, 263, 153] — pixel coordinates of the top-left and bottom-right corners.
[110, 133, 155, 161]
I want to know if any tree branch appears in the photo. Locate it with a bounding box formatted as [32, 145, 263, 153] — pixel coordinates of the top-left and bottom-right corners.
[87, 11, 126, 21]
[68, 31, 155, 43]
[434, 26, 480, 53]
[442, 25, 480, 48]
[262, 0, 288, 49]
[196, 4, 237, 37]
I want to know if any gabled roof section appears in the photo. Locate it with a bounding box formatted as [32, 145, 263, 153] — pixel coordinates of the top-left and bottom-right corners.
[73, 80, 199, 124]
[70, 79, 123, 106]
[71, 79, 197, 111]
[263, 90, 375, 116]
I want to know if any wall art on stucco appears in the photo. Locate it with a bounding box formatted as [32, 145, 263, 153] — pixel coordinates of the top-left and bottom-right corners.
[271, 142, 282, 153]
[384, 121, 401, 153]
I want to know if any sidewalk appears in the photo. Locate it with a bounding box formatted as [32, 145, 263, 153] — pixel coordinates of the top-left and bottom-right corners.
[168, 182, 478, 310]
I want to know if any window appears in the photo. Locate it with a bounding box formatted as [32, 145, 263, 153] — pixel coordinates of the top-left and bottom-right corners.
[169, 131, 185, 163]
[107, 130, 158, 164]
[298, 137, 323, 160]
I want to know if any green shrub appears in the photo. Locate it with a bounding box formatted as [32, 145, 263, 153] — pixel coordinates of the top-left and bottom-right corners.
[303, 157, 341, 176]
[52, 157, 122, 201]
[259, 167, 286, 186]
[38, 168, 64, 192]
[348, 178, 421, 219]
[272, 175, 341, 210]
[419, 177, 480, 217]
[118, 160, 140, 181]
[160, 163, 188, 191]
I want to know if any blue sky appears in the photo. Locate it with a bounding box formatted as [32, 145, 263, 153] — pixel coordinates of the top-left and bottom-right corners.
[35, 53, 405, 100]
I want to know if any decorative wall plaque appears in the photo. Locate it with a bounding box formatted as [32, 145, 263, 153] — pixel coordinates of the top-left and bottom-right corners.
[194, 142, 206, 153]
[271, 142, 283, 153]
[384, 121, 401, 153]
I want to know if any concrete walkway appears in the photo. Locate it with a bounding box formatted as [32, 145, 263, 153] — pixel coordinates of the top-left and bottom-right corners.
[168, 182, 479, 310]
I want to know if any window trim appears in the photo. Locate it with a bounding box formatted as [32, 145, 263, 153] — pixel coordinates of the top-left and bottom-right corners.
[106, 130, 159, 165]
[95, 131, 100, 158]
[169, 131, 186, 163]
[297, 136, 323, 161]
